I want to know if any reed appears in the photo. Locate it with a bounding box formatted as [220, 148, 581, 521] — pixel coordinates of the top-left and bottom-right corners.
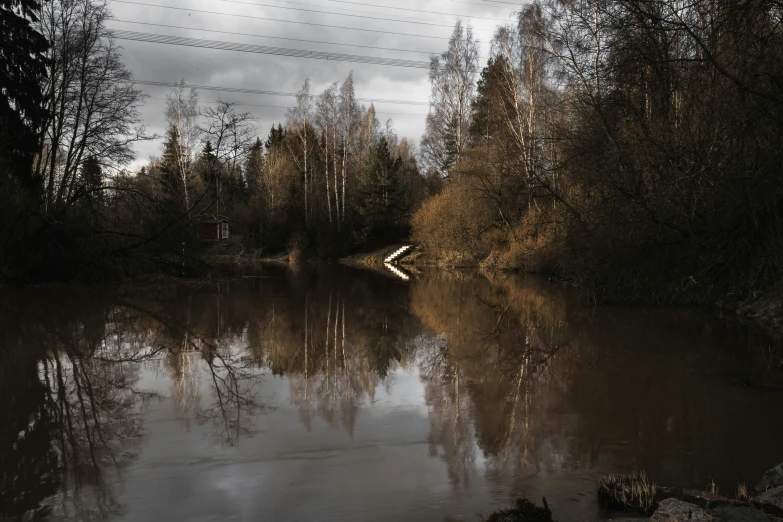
[598, 470, 658, 513]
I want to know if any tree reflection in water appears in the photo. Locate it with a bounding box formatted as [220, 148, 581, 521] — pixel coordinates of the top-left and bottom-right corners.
[0, 284, 265, 520]
[2, 266, 782, 521]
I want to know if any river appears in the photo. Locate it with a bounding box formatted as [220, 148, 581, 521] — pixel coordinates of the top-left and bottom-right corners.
[2, 265, 782, 521]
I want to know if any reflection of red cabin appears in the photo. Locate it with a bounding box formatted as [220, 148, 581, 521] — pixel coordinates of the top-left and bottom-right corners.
[195, 215, 230, 241]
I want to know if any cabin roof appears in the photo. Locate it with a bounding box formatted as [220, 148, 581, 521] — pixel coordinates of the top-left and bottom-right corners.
[193, 214, 230, 224]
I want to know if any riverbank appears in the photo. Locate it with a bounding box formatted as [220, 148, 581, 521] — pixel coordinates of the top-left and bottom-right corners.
[369, 247, 783, 341]
[486, 463, 783, 521]
[595, 463, 783, 521]
[5, 240, 783, 344]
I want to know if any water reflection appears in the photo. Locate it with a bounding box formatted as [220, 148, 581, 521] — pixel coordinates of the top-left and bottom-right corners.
[1, 267, 782, 521]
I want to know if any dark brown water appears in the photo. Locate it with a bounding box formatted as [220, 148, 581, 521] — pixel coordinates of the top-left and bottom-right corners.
[2, 266, 782, 522]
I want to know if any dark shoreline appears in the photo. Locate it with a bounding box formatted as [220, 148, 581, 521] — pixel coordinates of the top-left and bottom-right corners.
[340, 246, 783, 342]
[4, 248, 783, 344]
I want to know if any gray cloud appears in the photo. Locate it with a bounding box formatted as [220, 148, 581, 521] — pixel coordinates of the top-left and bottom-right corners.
[106, 0, 521, 165]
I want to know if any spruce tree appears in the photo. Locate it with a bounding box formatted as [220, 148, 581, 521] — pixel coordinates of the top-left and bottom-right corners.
[264, 123, 286, 150]
[359, 137, 405, 237]
[245, 138, 265, 196]
[197, 140, 218, 185]
[159, 125, 182, 200]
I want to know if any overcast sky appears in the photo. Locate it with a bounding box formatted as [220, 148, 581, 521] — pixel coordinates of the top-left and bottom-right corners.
[106, 0, 523, 165]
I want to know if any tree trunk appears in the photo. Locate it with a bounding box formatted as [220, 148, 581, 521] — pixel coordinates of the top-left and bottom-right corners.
[325, 125, 332, 227]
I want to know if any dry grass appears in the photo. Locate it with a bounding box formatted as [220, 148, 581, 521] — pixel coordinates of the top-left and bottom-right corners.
[598, 470, 658, 513]
[736, 483, 749, 501]
[707, 478, 720, 496]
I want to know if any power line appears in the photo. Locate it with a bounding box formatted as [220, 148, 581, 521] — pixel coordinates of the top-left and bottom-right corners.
[269, 0, 513, 13]
[110, 0, 451, 40]
[325, 0, 514, 22]
[110, 19, 438, 55]
[481, 0, 524, 5]
[254, 0, 439, 24]
[112, 30, 431, 68]
[217, 0, 457, 28]
[448, 0, 517, 6]
[133, 80, 431, 106]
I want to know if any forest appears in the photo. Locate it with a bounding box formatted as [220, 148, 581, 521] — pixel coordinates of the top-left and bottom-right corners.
[2, 0, 782, 308]
[413, 1, 783, 306]
[0, 0, 435, 282]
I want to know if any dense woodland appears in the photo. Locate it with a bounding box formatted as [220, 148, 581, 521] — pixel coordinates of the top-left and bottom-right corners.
[415, 2, 783, 304]
[1, 0, 782, 305]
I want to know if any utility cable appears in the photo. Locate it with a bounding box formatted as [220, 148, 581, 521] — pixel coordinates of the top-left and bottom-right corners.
[325, 0, 514, 22]
[133, 80, 431, 106]
[112, 30, 431, 68]
[110, 0, 451, 40]
[110, 19, 439, 55]
[217, 0, 457, 28]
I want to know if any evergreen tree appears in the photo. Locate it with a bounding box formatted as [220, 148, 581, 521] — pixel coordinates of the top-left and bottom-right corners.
[158, 125, 183, 200]
[469, 56, 511, 143]
[80, 156, 103, 210]
[359, 137, 405, 236]
[245, 137, 265, 196]
[265, 123, 286, 150]
[197, 140, 218, 185]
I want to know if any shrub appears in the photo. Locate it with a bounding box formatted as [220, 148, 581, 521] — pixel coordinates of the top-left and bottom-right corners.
[411, 179, 497, 264]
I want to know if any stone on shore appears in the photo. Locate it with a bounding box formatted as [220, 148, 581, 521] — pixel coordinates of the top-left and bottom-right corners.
[756, 464, 783, 494]
[709, 506, 771, 521]
[651, 499, 712, 521]
[753, 485, 783, 514]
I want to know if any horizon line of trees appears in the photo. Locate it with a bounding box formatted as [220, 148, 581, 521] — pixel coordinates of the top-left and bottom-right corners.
[142, 74, 433, 260]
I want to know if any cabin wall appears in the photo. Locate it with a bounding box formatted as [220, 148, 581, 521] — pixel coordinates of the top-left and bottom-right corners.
[199, 223, 219, 241]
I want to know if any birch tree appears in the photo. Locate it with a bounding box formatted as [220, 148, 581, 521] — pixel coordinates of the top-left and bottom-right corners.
[490, 5, 557, 193]
[421, 21, 479, 177]
[287, 79, 312, 224]
[338, 73, 359, 228]
[165, 80, 199, 212]
[316, 83, 339, 229]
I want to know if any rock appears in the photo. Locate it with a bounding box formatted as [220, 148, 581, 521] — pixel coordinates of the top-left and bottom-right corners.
[753, 486, 783, 515]
[757, 464, 783, 494]
[652, 499, 713, 521]
[710, 506, 771, 521]
[485, 498, 555, 522]
[681, 491, 726, 509]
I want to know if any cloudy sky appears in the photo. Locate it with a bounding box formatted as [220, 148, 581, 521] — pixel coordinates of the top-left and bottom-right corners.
[106, 0, 523, 165]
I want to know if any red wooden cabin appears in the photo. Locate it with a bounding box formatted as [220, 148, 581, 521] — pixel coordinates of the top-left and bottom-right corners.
[194, 215, 230, 241]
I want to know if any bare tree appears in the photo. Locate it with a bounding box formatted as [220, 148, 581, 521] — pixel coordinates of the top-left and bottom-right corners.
[34, 0, 148, 214]
[338, 73, 359, 228]
[199, 100, 256, 214]
[165, 80, 199, 212]
[421, 21, 480, 178]
[287, 79, 313, 224]
[315, 83, 339, 229]
[490, 5, 560, 201]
